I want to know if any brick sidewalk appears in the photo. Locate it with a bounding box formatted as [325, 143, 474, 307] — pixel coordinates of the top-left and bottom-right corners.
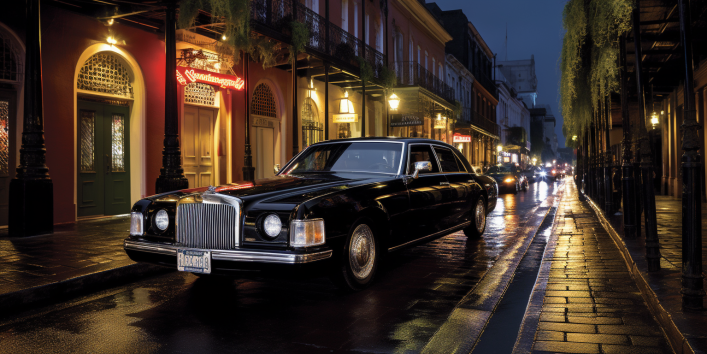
[530, 182, 673, 354]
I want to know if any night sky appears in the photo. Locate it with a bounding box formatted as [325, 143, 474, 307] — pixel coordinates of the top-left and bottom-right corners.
[432, 0, 567, 148]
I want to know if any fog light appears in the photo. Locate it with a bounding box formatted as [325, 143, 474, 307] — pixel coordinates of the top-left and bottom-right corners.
[155, 209, 169, 231]
[263, 213, 282, 238]
[290, 219, 325, 247]
[130, 212, 143, 236]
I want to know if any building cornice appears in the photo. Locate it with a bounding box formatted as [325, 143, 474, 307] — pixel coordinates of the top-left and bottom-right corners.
[395, 0, 453, 45]
[467, 21, 493, 59]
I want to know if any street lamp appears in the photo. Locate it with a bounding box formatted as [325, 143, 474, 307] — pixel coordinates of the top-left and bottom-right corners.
[650, 111, 659, 128]
[497, 144, 503, 152]
[388, 91, 400, 111]
[553, 160, 556, 165]
[532, 157, 537, 165]
[572, 135, 578, 141]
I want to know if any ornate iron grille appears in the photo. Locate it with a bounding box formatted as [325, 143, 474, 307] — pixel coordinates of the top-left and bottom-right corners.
[0, 34, 19, 81]
[185, 82, 216, 106]
[77, 53, 133, 98]
[251, 84, 276, 117]
[301, 98, 322, 147]
[0, 100, 8, 176]
[111, 114, 125, 172]
[80, 110, 95, 172]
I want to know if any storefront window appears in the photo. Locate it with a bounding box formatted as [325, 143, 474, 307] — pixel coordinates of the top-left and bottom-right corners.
[0, 100, 7, 177]
[302, 97, 322, 147]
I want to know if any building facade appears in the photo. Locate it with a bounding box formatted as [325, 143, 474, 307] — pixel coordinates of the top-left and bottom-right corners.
[0, 0, 455, 227]
[495, 68, 531, 167]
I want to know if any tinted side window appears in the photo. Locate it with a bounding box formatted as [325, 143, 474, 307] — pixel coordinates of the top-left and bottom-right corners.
[433, 146, 462, 173]
[408, 145, 440, 174]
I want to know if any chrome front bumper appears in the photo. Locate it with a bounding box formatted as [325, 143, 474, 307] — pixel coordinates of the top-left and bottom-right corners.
[124, 239, 333, 264]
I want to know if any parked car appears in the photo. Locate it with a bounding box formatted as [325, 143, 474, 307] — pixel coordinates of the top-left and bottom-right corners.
[486, 163, 529, 194]
[124, 138, 498, 291]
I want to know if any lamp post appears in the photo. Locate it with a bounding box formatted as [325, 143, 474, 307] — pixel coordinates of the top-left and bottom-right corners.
[9, 0, 54, 236]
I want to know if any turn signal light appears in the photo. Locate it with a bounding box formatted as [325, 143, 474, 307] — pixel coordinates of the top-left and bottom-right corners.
[130, 212, 144, 236]
[290, 219, 325, 247]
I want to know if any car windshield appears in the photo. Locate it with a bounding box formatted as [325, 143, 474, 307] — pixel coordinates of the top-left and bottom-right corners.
[487, 165, 514, 174]
[282, 142, 403, 175]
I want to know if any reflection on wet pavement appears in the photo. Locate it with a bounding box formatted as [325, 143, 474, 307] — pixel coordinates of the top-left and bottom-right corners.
[0, 181, 562, 354]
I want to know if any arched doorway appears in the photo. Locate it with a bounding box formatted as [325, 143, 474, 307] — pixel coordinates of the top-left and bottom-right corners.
[0, 23, 24, 227]
[250, 82, 281, 180]
[74, 50, 141, 217]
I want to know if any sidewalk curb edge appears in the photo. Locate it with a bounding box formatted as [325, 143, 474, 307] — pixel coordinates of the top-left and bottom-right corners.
[584, 196, 693, 354]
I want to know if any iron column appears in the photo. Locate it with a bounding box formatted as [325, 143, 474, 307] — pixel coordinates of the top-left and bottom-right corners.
[678, 0, 704, 310]
[155, 0, 188, 193]
[9, 0, 53, 236]
[632, 4, 660, 271]
[619, 35, 636, 238]
[242, 53, 255, 181]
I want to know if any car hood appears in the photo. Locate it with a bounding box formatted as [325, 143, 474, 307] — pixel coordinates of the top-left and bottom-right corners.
[147, 172, 394, 205]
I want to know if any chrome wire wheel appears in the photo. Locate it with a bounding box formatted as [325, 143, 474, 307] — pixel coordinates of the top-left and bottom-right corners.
[475, 198, 486, 233]
[348, 224, 376, 281]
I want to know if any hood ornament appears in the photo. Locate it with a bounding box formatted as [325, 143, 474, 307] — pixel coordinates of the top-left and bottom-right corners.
[206, 185, 217, 194]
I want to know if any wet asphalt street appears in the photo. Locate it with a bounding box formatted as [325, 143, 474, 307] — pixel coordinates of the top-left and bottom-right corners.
[0, 180, 561, 354]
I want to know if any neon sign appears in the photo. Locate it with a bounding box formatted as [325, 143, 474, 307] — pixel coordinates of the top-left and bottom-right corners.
[453, 133, 471, 143]
[176, 66, 244, 91]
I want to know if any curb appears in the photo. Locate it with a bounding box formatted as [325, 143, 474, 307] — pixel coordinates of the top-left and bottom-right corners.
[421, 181, 565, 354]
[511, 182, 566, 354]
[0, 263, 173, 318]
[584, 196, 694, 354]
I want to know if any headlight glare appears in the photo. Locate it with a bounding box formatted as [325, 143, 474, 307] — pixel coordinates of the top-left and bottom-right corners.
[130, 212, 143, 236]
[290, 219, 325, 247]
[504, 178, 514, 183]
[263, 213, 283, 238]
[155, 209, 169, 231]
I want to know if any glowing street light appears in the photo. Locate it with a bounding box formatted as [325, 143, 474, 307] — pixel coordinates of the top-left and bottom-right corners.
[497, 144, 503, 152]
[388, 91, 400, 110]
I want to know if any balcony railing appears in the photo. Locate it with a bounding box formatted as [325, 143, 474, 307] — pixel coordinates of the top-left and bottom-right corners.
[250, 0, 386, 78]
[461, 107, 472, 123]
[391, 61, 455, 103]
[475, 72, 497, 98]
[472, 112, 499, 137]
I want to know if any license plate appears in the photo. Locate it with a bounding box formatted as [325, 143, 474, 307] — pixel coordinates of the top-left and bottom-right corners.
[177, 249, 211, 274]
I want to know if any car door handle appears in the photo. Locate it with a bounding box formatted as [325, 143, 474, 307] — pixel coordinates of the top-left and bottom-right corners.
[440, 182, 450, 186]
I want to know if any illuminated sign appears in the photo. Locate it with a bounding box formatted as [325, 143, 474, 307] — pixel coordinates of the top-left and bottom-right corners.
[453, 133, 471, 143]
[333, 114, 359, 123]
[176, 66, 244, 90]
[390, 113, 423, 127]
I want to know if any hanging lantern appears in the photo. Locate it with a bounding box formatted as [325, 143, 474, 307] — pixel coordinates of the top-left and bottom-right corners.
[388, 91, 400, 110]
[434, 113, 446, 129]
[338, 91, 355, 114]
[572, 135, 578, 141]
[650, 112, 659, 128]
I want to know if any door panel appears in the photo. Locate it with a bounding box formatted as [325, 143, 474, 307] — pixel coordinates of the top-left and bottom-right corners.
[255, 126, 275, 179]
[77, 100, 130, 217]
[77, 103, 105, 217]
[183, 105, 214, 188]
[433, 146, 474, 229]
[404, 144, 452, 241]
[104, 105, 131, 215]
[0, 94, 14, 226]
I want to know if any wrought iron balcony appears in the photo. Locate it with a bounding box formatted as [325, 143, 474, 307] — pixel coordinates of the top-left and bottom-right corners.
[250, 0, 385, 78]
[391, 61, 455, 103]
[472, 112, 499, 137]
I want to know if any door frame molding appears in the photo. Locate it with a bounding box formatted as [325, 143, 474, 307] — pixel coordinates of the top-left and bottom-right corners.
[0, 22, 25, 188]
[251, 78, 287, 167]
[73, 44, 146, 220]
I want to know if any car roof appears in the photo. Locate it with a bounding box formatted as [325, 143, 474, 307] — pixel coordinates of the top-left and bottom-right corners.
[309, 137, 457, 150]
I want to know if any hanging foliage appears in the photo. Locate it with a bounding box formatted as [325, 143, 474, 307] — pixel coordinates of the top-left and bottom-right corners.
[356, 57, 374, 86]
[177, 0, 281, 68]
[288, 21, 310, 64]
[379, 65, 397, 91]
[560, 0, 632, 146]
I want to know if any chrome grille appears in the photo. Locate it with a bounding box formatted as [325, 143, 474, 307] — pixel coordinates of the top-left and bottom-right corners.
[176, 203, 239, 249]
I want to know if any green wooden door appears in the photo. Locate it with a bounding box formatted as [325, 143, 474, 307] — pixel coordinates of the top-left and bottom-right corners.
[77, 100, 131, 217]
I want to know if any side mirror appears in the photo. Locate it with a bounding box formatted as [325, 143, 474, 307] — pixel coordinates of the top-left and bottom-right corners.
[274, 163, 280, 174]
[412, 161, 433, 179]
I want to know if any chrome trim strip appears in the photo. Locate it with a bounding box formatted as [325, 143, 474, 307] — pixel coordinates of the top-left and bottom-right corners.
[387, 221, 473, 252]
[124, 240, 332, 264]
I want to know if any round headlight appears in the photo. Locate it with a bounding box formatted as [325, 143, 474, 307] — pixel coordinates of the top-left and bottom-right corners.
[155, 209, 169, 231]
[263, 213, 282, 238]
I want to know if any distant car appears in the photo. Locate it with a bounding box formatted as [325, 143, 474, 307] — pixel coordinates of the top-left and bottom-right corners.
[523, 167, 541, 183]
[548, 167, 563, 181]
[535, 168, 549, 181]
[486, 163, 529, 194]
[123, 138, 498, 291]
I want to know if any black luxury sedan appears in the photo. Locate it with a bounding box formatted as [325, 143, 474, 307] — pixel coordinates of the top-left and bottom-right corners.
[124, 138, 498, 290]
[486, 163, 529, 194]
